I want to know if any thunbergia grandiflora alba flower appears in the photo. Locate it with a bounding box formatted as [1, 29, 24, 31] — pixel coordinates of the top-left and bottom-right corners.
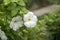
[0, 29, 7, 40]
[24, 12, 38, 27]
[10, 16, 23, 31]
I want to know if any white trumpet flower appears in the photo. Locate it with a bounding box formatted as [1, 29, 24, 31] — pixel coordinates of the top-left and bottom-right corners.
[10, 16, 23, 31]
[24, 12, 38, 27]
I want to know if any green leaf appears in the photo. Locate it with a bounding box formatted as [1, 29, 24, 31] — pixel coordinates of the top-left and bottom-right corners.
[18, 0, 25, 6]
[7, 3, 16, 10]
[0, 12, 4, 15]
[11, 8, 18, 17]
[19, 7, 29, 15]
[11, 0, 19, 2]
[4, 0, 11, 5]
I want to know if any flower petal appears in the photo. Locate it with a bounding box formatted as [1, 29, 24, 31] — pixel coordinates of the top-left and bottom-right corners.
[24, 21, 36, 28]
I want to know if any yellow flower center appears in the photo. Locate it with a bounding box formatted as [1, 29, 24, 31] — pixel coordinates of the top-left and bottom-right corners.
[28, 18, 31, 22]
[14, 21, 17, 24]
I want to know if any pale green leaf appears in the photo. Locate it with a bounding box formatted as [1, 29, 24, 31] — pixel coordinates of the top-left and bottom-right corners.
[11, 8, 18, 17]
[19, 7, 29, 15]
[11, 0, 19, 2]
[7, 3, 16, 10]
[18, 0, 25, 6]
[4, 0, 11, 5]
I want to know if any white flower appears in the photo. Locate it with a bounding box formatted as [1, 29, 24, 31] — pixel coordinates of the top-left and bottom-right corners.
[1, 36, 7, 40]
[24, 12, 38, 27]
[10, 16, 23, 31]
[0, 29, 7, 40]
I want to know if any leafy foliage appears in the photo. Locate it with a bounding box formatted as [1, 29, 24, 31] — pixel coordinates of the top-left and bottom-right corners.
[39, 9, 60, 40]
[48, 0, 60, 4]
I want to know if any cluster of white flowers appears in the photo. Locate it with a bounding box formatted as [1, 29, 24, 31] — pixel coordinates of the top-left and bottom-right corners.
[0, 29, 7, 40]
[10, 12, 38, 31]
